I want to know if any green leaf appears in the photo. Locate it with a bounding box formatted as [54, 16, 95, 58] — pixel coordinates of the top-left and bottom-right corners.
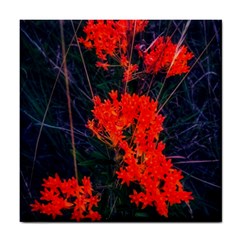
[135, 212, 149, 218]
[77, 159, 98, 166]
[90, 151, 107, 160]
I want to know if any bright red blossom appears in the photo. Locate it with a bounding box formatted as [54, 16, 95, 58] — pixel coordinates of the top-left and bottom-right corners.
[140, 36, 194, 77]
[79, 21, 193, 83]
[78, 20, 148, 82]
[129, 190, 144, 207]
[30, 174, 101, 221]
[95, 61, 110, 70]
[87, 91, 193, 217]
[79, 20, 148, 60]
[122, 64, 139, 82]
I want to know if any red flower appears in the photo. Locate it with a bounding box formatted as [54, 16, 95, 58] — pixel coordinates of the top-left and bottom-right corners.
[30, 200, 42, 212]
[95, 61, 110, 70]
[42, 173, 61, 190]
[40, 188, 59, 201]
[141, 193, 153, 209]
[73, 195, 87, 212]
[82, 176, 93, 195]
[40, 202, 63, 219]
[79, 20, 148, 82]
[61, 177, 84, 198]
[30, 174, 101, 221]
[116, 167, 133, 186]
[71, 209, 85, 222]
[85, 211, 102, 221]
[129, 190, 144, 207]
[140, 37, 194, 77]
[87, 195, 100, 209]
[155, 194, 168, 217]
[79, 20, 148, 60]
[87, 91, 194, 217]
[122, 64, 139, 82]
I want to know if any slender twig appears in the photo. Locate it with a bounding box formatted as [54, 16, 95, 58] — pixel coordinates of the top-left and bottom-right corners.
[22, 109, 87, 137]
[175, 167, 221, 188]
[21, 171, 32, 199]
[21, 28, 65, 75]
[156, 20, 191, 101]
[71, 20, 94, 99]
[60, 20, 78, 180]
[142, 21, 181, 98]
[108, 196, 118, 219]
[174, 159, 219, 164]
[29, 21, 82, 188]
[166, 155, 186, 159]
[157, 34, 216, 114]
[146, 74, 156, 96]
[192, 71, 217, 89]
[124, 20, 137, 92]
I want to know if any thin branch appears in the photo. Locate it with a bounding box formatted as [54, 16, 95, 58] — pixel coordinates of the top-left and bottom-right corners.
[71, 20, 94, 99]
[29, 21, 82, 188]
[21, 171, 32, 199]
[156, 20, 191, 101]
[175, 167, 221, 188]
[124, 20, 137, 92]
[157, 34, 216, 114]
[174, 159, 219, 164]
[22, 109, 87, 137]
[60, 20, 78, 180]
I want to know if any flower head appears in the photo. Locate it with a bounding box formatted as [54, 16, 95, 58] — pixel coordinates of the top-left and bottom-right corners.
[79, 20, 148, 82]
[140, 37, 194, 77]
[30, 174, 101, 221]
[87, 91, 193, 217]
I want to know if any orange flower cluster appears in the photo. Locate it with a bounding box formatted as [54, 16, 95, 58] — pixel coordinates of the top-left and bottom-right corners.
[138, 36, 194, 77]
[87, 91, 193, 217]
[79, 20, 148, 61]
[30, 174, 101, 221]
[78, 20, 148, 82]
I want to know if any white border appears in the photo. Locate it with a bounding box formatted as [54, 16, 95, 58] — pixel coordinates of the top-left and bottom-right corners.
[1, 0, 240, 239]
